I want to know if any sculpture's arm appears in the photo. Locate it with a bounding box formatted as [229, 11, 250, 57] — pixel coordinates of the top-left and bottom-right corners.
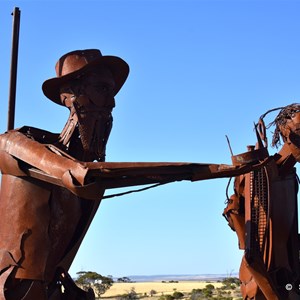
[0, 130, 272, 200]
[0, 130, 88, 186]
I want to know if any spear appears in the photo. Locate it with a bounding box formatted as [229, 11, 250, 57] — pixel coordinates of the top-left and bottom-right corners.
[7, 7, 21, 131]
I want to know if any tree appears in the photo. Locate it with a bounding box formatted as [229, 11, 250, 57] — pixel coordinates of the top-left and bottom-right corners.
[117, 277, 132, 283]
[75, 271, 113, 297]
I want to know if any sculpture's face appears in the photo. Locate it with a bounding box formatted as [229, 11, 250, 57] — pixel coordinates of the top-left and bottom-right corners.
[60, 69, 116, 110]
[59, 68, 116, 161]
[277, 105, 300, 148]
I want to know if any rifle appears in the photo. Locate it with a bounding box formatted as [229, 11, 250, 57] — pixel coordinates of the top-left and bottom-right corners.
[7, 7, 21, 131]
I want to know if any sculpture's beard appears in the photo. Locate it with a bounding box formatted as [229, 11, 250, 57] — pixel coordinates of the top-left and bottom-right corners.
[58, 105, 113, 162]
[77, 110, 113, 162]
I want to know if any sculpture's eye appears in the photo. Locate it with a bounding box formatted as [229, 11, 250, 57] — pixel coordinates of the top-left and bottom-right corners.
[101, 85, 109, 92]
[93, 84, 112, 94]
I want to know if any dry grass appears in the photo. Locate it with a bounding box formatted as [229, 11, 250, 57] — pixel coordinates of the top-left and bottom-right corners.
[102, 281, 224, 297]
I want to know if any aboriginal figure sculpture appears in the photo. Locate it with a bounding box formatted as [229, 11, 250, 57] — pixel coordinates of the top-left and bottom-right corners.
[223, 104, 300, 299]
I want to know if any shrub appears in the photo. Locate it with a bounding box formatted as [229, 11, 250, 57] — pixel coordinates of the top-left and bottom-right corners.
[190, 288, 203, 300]
[173, 291, 184, 299]
[149, 289, 157, 297]
[205, 284, 215, 291]
[222, 277, 240, 288]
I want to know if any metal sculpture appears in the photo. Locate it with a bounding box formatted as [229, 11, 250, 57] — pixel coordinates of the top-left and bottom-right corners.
[0, 48, 257, 299]
[223, 104, 300, 299]
[0, 48, 130, 299]
[0, 9, 299, 300]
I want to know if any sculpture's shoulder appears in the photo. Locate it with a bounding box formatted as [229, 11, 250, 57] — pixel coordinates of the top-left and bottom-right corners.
[16, 126, 60, 144]
[0, 126, 60, 152]
[0, 125, 58, 143]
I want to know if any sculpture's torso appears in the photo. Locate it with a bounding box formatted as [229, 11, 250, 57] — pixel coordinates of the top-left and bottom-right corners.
[0, 128, 104, 299]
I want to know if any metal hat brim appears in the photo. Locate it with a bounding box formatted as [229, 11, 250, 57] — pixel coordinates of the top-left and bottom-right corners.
[42, 55, 129, 105]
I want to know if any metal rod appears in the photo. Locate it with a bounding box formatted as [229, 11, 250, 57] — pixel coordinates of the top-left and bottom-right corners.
[7, 7, 21, 131]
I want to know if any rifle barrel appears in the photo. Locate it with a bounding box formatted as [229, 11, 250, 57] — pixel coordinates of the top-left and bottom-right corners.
[7, 7, 21, 131]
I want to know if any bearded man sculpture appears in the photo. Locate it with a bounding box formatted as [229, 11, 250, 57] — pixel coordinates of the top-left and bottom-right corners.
[0, 49, 129, 299]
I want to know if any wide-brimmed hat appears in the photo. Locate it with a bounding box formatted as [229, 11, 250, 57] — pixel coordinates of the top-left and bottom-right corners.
[42, 49, 129, 105]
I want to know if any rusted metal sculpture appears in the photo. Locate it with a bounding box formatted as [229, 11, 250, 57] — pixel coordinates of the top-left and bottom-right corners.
[1, 19, 300, 299]
[0, 48, 258, 299]
[223, 104, 300, 299]
[0, 49, 130, 299]
[1, 7, 299, 300]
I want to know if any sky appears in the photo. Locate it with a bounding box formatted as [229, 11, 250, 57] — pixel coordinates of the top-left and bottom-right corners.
[1, 0, 300, 280]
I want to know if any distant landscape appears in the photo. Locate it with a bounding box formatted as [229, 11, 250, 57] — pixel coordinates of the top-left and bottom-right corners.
[101, 274, 242, 300]
[124, 274, 238, 283]
[75, 272, 242, 299]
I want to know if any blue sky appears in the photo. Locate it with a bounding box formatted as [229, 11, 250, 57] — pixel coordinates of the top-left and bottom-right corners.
[1, 0, 300, 279]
